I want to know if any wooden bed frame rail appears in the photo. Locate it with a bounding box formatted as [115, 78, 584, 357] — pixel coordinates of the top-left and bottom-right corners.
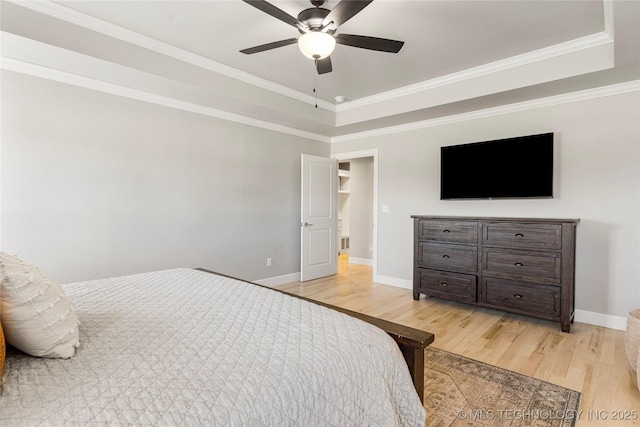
[195, 268, 434, 403]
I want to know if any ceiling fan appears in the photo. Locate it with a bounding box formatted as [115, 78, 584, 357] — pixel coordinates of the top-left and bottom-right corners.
[240, 0, 405, 75]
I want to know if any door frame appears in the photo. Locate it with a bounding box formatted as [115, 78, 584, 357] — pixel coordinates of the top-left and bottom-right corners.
[332, 149, 378, 279]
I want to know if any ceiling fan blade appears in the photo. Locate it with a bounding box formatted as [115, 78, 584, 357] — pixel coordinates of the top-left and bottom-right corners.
[240, 38, 298, 54]
[322, 0, 373, 28]
[335, 34, 404, 53]
[316, 57, 332, 74]
[242, 0, 304, 29]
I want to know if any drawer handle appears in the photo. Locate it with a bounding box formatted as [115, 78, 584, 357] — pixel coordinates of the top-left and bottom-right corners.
[441, 283, 448, 287]
[443, 229, 451, 233]
[514, 262, 524, 267]
[442, 255, 450, 259]
[514, 294, 523, 299]
[515, 233, 524, 237]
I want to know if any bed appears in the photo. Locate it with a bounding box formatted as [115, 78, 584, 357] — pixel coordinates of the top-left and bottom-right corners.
[1, 261, 432, 426]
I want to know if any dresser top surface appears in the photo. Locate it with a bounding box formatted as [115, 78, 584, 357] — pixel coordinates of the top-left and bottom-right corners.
[411, 215, 580, 224]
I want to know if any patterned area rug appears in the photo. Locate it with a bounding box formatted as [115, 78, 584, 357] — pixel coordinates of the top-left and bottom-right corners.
[424, 347, 581, 427]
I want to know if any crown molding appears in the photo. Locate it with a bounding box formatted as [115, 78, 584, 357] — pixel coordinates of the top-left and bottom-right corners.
[336, 0, 615, 113]
[7, 0, 337, 112]
[1, 57, 331, 144]
[3, 58, 636, 146]
[335, 31, 614, 114]
[10, 0, 615, 119]
[330, 80, 640, 143]
[3, 0, 629, 145]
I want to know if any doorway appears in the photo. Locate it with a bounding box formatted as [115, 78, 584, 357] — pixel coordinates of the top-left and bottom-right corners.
[333, 149, 378, 278]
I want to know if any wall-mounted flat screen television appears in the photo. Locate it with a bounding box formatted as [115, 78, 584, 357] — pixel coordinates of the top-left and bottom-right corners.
[440, 132, 554, 200]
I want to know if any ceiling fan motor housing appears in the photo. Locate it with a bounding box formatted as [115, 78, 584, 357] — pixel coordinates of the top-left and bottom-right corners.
[297, 7, 336, 34]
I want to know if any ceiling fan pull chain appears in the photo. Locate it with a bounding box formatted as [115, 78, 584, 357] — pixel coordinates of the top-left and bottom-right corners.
[314, 76, 318, 108]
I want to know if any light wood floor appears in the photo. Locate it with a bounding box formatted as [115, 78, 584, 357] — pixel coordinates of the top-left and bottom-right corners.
[277, 255, 640, 426]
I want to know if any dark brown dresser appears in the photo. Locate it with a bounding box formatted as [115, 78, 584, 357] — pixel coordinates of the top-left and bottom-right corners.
[412, 216, 579, 332]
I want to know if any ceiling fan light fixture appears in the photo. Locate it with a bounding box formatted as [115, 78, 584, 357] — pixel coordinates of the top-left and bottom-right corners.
[298, 31, 336, 60]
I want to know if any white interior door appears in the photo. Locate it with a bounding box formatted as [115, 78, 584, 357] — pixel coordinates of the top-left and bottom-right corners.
[301, 154, 338, 281]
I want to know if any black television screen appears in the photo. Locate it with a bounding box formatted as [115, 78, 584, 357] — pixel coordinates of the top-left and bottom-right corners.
[440, 133, 554, 200]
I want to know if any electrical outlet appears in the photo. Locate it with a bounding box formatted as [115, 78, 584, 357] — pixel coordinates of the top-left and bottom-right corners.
[266, 257, 272, 267]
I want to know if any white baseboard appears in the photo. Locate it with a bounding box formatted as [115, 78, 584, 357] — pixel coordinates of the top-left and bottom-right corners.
[574, 309, 627, 331]
[349, 257, 373, 266]
[373, 274, 413, 290]
[373, 275, 629, 331]
[255, 272, 300, 288]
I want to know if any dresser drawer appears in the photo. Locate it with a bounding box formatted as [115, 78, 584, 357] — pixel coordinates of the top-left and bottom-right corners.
[417, 242, 477, 273]
[481, 278, 561, 319]
[482, 222, 562, 250]
[417, 220, 478, 244]
[482, 249, 561, 284]
[416, 268, 476, 303]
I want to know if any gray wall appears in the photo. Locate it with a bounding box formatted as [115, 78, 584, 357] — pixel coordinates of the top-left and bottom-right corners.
[0, 71, 328, 283]
[348, 157, 374, 261]
[332, 91, 640, 319]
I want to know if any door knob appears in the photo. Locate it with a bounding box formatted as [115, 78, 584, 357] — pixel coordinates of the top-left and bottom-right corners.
[301, 222, 314, 227]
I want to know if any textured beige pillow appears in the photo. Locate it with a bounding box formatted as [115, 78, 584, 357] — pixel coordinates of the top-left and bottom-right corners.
[0, 252, 79, 358]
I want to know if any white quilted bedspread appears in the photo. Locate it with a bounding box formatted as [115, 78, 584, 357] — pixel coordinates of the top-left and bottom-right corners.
[1, 268, 425, 426]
